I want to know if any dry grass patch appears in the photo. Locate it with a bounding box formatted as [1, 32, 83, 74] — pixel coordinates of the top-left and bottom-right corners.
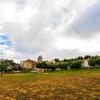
[0, 70, 100, 100]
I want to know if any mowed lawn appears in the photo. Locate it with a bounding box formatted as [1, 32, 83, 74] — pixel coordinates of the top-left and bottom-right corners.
[0, 69, 100, 100]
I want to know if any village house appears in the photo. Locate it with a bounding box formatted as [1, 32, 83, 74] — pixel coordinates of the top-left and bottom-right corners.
[20, 59, 36, 70]
[82, 59, 91, 68]
[20, 55, 43, 71]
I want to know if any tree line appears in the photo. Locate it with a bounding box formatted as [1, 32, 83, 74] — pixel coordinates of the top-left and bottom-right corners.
[36, 60, 82, 71]
[0, 55, 100, 76]
[36, 55, 100, 71]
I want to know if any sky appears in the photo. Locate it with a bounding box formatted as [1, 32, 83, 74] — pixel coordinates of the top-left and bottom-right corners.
[0, 0, 100, 62]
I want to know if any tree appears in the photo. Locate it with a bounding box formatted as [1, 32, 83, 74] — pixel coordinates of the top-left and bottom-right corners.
[89, 56, 100, 67]
[0, 59, 8, 77]
[54, 58, 60, 62]
[36, 62, 47, 71]
[70, 60, 82, 69]
[57, 62, 69, 70]
[77, 56, 83, 60]
[47, 63, 57, 71]
[0, 59, 16, 77]
[84, 55, 91, 59]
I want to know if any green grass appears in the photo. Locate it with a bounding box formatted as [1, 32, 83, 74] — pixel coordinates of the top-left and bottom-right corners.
[47, 68, 100, 75]
[1, 68, 100, 82]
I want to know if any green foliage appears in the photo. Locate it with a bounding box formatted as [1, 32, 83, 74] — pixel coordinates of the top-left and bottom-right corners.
[0, 59, 16, 72]
[89, 57, 95, 66]
[7, 66, 13, 71]
[56, 62, 69, 70]
[70, 60, 82, 69]
[47, 63, 57, 71]
[76, 56, 83, 60]
[36, 62, 47, 69]
[84, 55, 91, 59]
[89, 57, 100, 67]
[36, 60, 82, 71]
[0, 60, 8, 71]
[54, 58, 59, 62]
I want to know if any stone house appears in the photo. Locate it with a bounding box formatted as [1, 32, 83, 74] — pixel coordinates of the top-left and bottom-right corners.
[20, 59, 36, 70]
[20, 55, 43, 71]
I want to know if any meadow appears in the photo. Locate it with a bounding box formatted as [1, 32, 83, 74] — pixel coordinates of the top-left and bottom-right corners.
[0, 69, 100, 100]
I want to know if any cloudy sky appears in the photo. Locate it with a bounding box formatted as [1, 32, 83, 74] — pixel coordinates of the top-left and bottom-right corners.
[0, 0, 100, 62]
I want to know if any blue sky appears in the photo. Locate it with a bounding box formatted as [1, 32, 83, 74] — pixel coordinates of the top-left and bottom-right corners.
[0, 0, 100, 61]
[0, 33, 13, 58]
[0, 33, 12, 47]
[74, 0, 100, 37]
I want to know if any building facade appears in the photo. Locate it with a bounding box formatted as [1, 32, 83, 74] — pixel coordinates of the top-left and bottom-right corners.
[20, 59, 36, 70]
[82, 59, 91, 68]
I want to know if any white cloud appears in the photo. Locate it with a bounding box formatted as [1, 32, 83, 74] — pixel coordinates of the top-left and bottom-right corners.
[0, 1, 38, 24]
[54, 34, 100, 53]
[0, 0, 99, 61]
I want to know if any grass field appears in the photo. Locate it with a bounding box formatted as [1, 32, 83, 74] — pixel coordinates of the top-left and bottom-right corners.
[0, 69, 100, 100]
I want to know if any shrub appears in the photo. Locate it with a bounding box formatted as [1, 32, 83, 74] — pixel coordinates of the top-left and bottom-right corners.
[84, 55, 91, 59]
[36, 62, 47, 69]
[47, 63, 57, 71]
[70, 60, 82, 69]
[57, 62, 69, 70]
[89, 57, 100, 67]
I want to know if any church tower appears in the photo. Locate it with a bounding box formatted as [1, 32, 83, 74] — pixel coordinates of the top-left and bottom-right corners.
[38, 55, 43, 62]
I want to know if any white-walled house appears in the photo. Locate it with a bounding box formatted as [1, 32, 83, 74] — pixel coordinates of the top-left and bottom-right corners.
[82, 59, 91, 68]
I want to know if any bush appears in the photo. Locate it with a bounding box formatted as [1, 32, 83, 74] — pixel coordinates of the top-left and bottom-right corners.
[89, 57, 100, 67]
[70, 60, 82, 69]
[47, 63, 57, 71]
[56, 62, 69, 70]
[36, 62, 47, 69]
[84, 55, 91, 59]
[36, 60, 82, 71]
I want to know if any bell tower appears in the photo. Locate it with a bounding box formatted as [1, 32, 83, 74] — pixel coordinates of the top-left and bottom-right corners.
[38, 55, 43, 62]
